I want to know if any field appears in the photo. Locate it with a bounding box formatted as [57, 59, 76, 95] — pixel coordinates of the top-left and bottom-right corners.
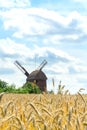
[0, 93, 87, 130]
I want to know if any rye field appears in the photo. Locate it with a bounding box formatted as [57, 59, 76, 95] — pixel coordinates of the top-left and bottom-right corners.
[0, 93, 87, 130]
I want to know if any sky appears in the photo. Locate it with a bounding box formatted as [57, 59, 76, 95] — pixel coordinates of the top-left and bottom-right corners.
[0, 0, 87, 94]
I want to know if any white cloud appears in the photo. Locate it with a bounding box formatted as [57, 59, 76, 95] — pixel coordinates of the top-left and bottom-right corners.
[1, 8, 52, 37]
[0, 37, 78, 68]
[0, 38, 34, 58]
[0, 9, 77, 37]
[0, 8, 87, 41]
[72, 64, 87, 73]
[43, 34, 79, 45]
[34, 45, 77, 62]
[47, 63, 69, 74]
[0, 0, 31, 8]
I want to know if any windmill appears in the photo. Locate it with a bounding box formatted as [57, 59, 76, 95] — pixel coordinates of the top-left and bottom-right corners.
[14, 60, 47, 92]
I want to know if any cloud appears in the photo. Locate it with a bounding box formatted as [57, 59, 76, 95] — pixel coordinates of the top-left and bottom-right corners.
[33, 45, 77, 62]
[0, 38, 34, 58]
[0, 37, 79, 75]
[0, 37, 84, 74]
[0, 8, 83, 37]
[0, 0, 31, 8]
[68, 64, 87, 74]
[0, 7, 87, 45]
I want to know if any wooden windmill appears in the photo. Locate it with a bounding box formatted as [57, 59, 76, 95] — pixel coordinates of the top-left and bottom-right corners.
[14, 60, 47, 92]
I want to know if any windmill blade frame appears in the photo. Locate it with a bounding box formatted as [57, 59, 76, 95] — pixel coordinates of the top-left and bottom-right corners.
[37, 60, 47, 71]
[14, 60, 29, 77]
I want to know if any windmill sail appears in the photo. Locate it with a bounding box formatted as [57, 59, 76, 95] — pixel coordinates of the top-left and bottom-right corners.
[14, 60, 29, 77]
[37, 60, 47, 71]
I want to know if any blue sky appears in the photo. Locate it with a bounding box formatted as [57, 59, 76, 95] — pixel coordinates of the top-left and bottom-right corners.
[0, 0, 87, 93]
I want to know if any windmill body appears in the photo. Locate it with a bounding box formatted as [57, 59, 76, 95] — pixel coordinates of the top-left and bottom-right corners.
[14, 60, 47, 92]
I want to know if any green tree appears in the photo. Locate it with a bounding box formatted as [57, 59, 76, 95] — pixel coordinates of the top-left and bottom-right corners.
[0, 80, 8, 88]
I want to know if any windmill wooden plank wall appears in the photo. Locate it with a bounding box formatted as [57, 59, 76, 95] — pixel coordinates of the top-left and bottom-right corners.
[14, 60, 47, 92]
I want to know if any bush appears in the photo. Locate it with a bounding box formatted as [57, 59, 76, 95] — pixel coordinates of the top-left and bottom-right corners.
[22, 82, 41, 94]
[0, 79, 41, 94]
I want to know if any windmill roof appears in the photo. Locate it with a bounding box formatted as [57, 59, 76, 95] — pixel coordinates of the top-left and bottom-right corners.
[28, 70, 47, 80]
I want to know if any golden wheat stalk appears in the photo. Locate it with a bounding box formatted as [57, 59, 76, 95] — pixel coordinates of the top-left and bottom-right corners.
[29, 102, 44, 121]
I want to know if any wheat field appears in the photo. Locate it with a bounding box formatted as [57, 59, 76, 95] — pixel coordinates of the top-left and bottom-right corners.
[0, 93, 87, 130]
